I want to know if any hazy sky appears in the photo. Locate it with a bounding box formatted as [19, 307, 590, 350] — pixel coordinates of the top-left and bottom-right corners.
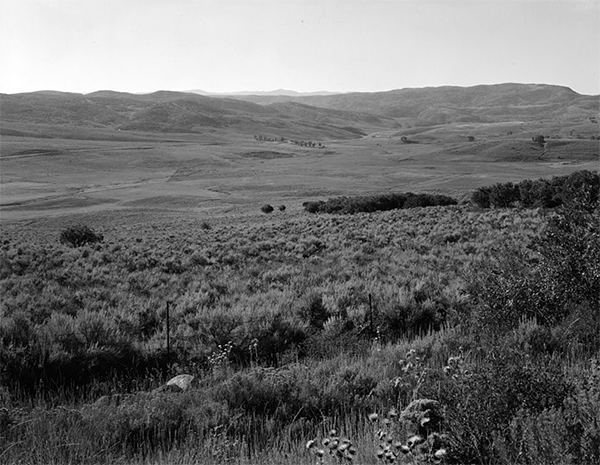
[1, 0, 599, 95]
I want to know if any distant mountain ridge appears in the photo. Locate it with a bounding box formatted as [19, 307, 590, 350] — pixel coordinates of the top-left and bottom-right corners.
[1, 84, 598, 138]
[187, 89, 341, 97]
[229, 83, 599, 124]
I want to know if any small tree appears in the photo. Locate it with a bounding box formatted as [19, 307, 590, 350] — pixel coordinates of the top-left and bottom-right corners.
[261, 204, 274, 214]
[532, 135, 546, 146]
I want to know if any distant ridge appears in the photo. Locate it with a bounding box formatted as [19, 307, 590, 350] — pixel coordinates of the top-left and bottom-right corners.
[0, 88, 395, 139]
[187, 89, 342, 97]
[2, 83, 598, 137]
[229, 83, 599, 124]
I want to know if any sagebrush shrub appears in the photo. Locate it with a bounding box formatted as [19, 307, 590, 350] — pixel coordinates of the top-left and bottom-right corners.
[59, 224, 103, 247]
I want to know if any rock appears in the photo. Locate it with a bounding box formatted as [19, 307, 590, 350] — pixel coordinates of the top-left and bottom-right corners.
[400, 399, 443, 435]
[166, 374, 199, 392]
[152, 374, 199, 394]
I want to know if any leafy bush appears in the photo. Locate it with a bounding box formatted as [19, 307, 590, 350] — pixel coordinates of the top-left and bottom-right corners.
[303, 192, 457, 214]
[260, 204, 274, 214]
[437, 351, 573, 464]
[59, 224, 103, 247]
[471, 170, 599, 210]
[468, 200, 599, 348]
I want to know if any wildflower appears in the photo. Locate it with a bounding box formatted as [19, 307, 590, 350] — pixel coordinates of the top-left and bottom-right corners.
[306, 439, 316, 449]
[407, 434, 425, 448]
[434, 448, 447, 460]
[368, 412, 379, 422]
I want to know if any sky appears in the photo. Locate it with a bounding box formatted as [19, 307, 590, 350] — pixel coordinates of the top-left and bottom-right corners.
[1, 0, 599, 95]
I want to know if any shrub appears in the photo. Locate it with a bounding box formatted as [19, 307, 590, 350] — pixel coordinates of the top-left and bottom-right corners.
[467, 198, 599, 344]
[59, 224, 103, 247]
[437, 351, 572, 464]
[471, 170, 599, 210]
[472, 186, 491, 208]
[302, 192, 457, 214]
[260, 204, 274, 214]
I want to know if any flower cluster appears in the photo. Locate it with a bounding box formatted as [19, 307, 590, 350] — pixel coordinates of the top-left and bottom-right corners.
[306, 429, 357, 463]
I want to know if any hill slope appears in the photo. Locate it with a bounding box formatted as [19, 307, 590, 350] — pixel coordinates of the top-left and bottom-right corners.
[0, 90, 397, 139]
[229, 83, 600, 124]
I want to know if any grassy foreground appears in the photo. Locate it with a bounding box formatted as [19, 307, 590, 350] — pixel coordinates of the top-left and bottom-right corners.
[1, 184, 599, 463]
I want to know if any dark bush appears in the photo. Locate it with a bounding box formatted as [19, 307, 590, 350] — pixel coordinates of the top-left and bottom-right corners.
[467, 199, 599, 347]
[260, 204, 274, 214]
[302, 192, 457, 214]
[488, 182, 520, 208]
[59, 224, 103, 247]
[437, 352, 572, 464]
[472, 186, 491, 208]
[471, 170, 599, 210]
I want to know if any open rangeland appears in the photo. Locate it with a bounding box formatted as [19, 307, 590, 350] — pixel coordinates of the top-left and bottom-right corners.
[1, 85, 599, 464]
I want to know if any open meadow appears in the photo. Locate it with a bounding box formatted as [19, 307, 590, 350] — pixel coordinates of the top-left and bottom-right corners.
[1, 86, 599, 464]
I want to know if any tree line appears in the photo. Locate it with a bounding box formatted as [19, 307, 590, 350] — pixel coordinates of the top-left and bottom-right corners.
[303, 192, 458, 214]
[471, 170, 598, 209]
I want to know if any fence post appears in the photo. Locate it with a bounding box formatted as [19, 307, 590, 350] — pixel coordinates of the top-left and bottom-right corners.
[166, 301, 171, 359]
[369, 293, 374, 337]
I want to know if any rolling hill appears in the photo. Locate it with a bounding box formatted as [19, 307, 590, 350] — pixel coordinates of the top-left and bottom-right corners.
[229, 83, 600, 125]
[0, 90, 397, 140]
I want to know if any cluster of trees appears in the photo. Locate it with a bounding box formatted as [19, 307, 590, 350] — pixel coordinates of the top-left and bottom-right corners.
[290, 139, 324, 148]
[303, 192, 457, 214]
[532, 134, 546, 146]
[253, 135, 325, 148]
[254, 135, 285, 142]
[471, 170, 599, 209]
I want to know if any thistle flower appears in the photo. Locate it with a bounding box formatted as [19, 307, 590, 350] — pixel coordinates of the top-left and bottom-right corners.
[407, 434, 425, 448]
[434, 448, 447, 460]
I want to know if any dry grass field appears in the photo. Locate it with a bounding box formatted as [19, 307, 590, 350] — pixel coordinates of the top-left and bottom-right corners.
[2, 118, 597, 223]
